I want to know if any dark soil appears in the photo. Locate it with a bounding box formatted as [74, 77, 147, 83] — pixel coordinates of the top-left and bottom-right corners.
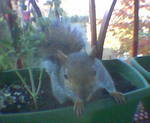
[141, 64, 150, 72]
[36, 74, 73, 111]
[90, 72, 137, 100]
[0, 84, 32, 113]
[0, 74, 73, 114]
[0, 72, 137, 114]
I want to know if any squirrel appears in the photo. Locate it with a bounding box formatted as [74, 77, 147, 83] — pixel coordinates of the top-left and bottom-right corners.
[40, 20, 125, 117]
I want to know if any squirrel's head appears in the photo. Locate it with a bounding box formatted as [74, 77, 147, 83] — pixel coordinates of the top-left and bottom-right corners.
[57, 47, 97, 101]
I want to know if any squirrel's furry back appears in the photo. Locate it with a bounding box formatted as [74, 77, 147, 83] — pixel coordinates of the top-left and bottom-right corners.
[38, 20, 86, 62]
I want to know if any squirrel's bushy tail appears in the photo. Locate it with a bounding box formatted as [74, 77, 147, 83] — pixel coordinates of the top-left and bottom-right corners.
[38, 19, 86, 62]
[39, 20, 87, 103]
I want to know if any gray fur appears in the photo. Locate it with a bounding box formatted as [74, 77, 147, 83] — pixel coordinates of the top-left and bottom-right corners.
[40, 21, 117, 104]
[42, 60, 67, 103]
[38, 20, 85, 60]
[93, 59, 116, 93]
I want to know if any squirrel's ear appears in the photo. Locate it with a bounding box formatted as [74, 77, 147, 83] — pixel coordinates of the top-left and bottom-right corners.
[57, 50, 68, 64]
[89, 45, 97, 58]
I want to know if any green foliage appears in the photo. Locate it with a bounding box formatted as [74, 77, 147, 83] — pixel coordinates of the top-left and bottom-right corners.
[0, 17, 16, 71]
[1, 0, 86, 71]
[0, 15, 45, 71]
[0, 48, 15, 71]
[0, 0, 12, 15]
[0, 17, 12, 41]
[16, 24, 45, 67]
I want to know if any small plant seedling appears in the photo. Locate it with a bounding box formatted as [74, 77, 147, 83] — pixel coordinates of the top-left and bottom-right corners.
[15, 68, 44, 109]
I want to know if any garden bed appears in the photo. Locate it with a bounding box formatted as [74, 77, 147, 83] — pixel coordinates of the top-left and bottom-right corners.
[0, 59, 149, 123]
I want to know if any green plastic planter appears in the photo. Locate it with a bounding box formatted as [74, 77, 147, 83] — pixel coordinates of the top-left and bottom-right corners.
[0, 59, 150, 123]
[131, 55, 150, 82]
[130, 55, 150, 110]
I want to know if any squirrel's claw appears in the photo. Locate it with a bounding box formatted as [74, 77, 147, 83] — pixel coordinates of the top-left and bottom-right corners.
[73, 99, 84, 117]
[110, 92, 126, 104]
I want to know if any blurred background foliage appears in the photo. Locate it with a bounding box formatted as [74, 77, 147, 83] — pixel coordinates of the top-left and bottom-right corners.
[104, 0, 150, 57]
[0, 0, 149, 71]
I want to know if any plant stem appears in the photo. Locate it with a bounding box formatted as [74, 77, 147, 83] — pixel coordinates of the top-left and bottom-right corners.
[15, 70, 32, 95]
[32, 96, 38, 110]
[29, 69, 36, 94]
[15, 69, 43, 110]
[36, 68, 44, 95]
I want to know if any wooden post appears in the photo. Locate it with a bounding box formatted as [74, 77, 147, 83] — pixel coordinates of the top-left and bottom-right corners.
[132, 0, 139, 57]
[97, 0, 117, 59]
[30, 0, 42, 17]
[4, 0, 24, 69]
[89, 0, 97, 47]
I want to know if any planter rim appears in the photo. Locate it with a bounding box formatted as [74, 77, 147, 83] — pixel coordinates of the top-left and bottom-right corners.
[131, 57, 150, 81]
[0, 87, 150, 117]
[131, 58, 148, 73]
[103, 59, 149, 87]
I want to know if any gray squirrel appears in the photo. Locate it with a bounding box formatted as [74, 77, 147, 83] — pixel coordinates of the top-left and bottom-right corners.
[40, 20, 125, 116]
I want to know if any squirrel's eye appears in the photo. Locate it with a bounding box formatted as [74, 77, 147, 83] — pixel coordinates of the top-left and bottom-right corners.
[64, 74, 68, 79]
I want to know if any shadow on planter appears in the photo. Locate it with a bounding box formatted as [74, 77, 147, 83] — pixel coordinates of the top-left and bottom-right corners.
[131, 55, 150, 82]
[0, 59, 150, 123]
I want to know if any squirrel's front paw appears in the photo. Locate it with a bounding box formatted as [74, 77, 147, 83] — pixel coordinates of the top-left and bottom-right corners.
[73, 99, 84, 117]
[110, 91, 126, 104]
